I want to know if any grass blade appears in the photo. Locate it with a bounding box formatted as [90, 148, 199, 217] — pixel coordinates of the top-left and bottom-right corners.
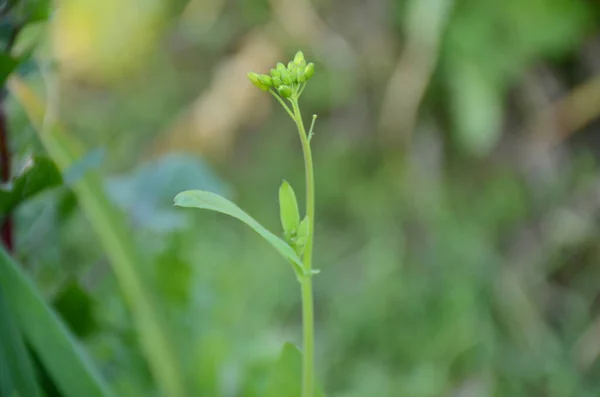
[0, 290, 41, 397]
[0, 247, 112, 397]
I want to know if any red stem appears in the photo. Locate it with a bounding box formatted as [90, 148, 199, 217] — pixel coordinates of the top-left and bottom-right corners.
[0, 101, 13, 251]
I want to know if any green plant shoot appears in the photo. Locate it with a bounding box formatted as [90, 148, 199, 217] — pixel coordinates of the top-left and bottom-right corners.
[174, 50, 319, 397]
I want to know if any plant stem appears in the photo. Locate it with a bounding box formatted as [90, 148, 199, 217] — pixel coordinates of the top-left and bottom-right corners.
[291, 99, 315, 397]
[0, 102, 13, 251]
[300, 277, 314, 397]
[269, 90, 295, 119]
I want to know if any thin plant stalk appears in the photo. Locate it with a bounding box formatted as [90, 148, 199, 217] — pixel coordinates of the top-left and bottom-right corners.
[291, 98, 315, 397]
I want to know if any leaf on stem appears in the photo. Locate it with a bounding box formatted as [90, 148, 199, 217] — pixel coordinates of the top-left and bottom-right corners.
[279, 180, 301, 240]
[294, 216, 309, 256]
[174, 190, 304, 275]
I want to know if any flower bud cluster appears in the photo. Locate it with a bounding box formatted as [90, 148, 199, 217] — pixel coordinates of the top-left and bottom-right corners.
[247, 51, 315, 98]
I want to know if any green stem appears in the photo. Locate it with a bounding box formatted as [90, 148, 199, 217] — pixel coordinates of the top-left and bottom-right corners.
[300, 278, 314, 397]
[308, 114, 317, 142]
[291, 99, 315, 397]
[269, 90, 295, 119]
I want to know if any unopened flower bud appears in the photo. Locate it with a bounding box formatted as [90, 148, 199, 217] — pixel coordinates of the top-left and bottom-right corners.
[293, 51, 305, 65]
[303, 63, 315, 80]
[247, 72, 269, 91]
[278, 85, 292, 98]
[281, 73, 293, 86]
[272, 76, 282, 86]
[276, 62, 286, 72]
[270, 68, 280, 78]
[258, 74, 273, 87]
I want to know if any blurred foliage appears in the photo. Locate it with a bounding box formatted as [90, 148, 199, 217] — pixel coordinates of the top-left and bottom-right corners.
[442, 0, 590, 154]
[0, 245, 112, 396]
[2, 0, 600, 396]
[0, 287, 40, 397]
[0, 155, 62, 215]
[264, 343, 326, 397]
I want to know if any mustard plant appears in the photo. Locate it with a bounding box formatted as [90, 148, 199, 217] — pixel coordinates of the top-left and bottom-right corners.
[174, 51, 319, 397]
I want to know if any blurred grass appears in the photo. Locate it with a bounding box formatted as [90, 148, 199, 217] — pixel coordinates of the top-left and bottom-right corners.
[9, 77, 187, 397]
[0, 246, 111, 397]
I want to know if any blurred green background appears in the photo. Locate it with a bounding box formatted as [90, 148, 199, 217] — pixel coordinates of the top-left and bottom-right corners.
[3, 0, 600, 396]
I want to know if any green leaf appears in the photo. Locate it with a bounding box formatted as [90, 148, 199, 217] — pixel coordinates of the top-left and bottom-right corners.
[52, 281, 98, 338]
[0, 290, 41, 397]
[279, 180, 301, 240]
[294, 216, 309, 256]
[9, 76, 188, 397]
[4, 0, 52, 24]
[0, 155, 62, 215]
[0, 247, 113, 397]
[0, 54, 20, 86]
[174, 190, 304, 275]
[12, 21, 46, 57]
[264, 343, 326, 397]
[22, 0, 52, 23]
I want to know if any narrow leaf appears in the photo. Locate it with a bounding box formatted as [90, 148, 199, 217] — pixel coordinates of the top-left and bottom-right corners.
[0, 290, 41, 397]
[279, 180, 300, 240]
[0, 247, 112, 397]
[174, 190, 304, 274]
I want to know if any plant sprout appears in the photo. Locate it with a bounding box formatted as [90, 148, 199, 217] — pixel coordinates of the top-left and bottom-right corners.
[174, 51, 319, 397]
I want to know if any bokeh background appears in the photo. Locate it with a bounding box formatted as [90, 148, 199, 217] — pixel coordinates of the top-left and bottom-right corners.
[4, 0, 600, 396]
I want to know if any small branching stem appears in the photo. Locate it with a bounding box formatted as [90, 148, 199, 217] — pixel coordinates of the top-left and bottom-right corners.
[308, 115, 317, 142]
[269, 90, 295, 119]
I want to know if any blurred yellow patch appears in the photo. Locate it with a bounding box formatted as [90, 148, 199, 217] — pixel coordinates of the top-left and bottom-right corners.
[52, 0, 166, 82]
